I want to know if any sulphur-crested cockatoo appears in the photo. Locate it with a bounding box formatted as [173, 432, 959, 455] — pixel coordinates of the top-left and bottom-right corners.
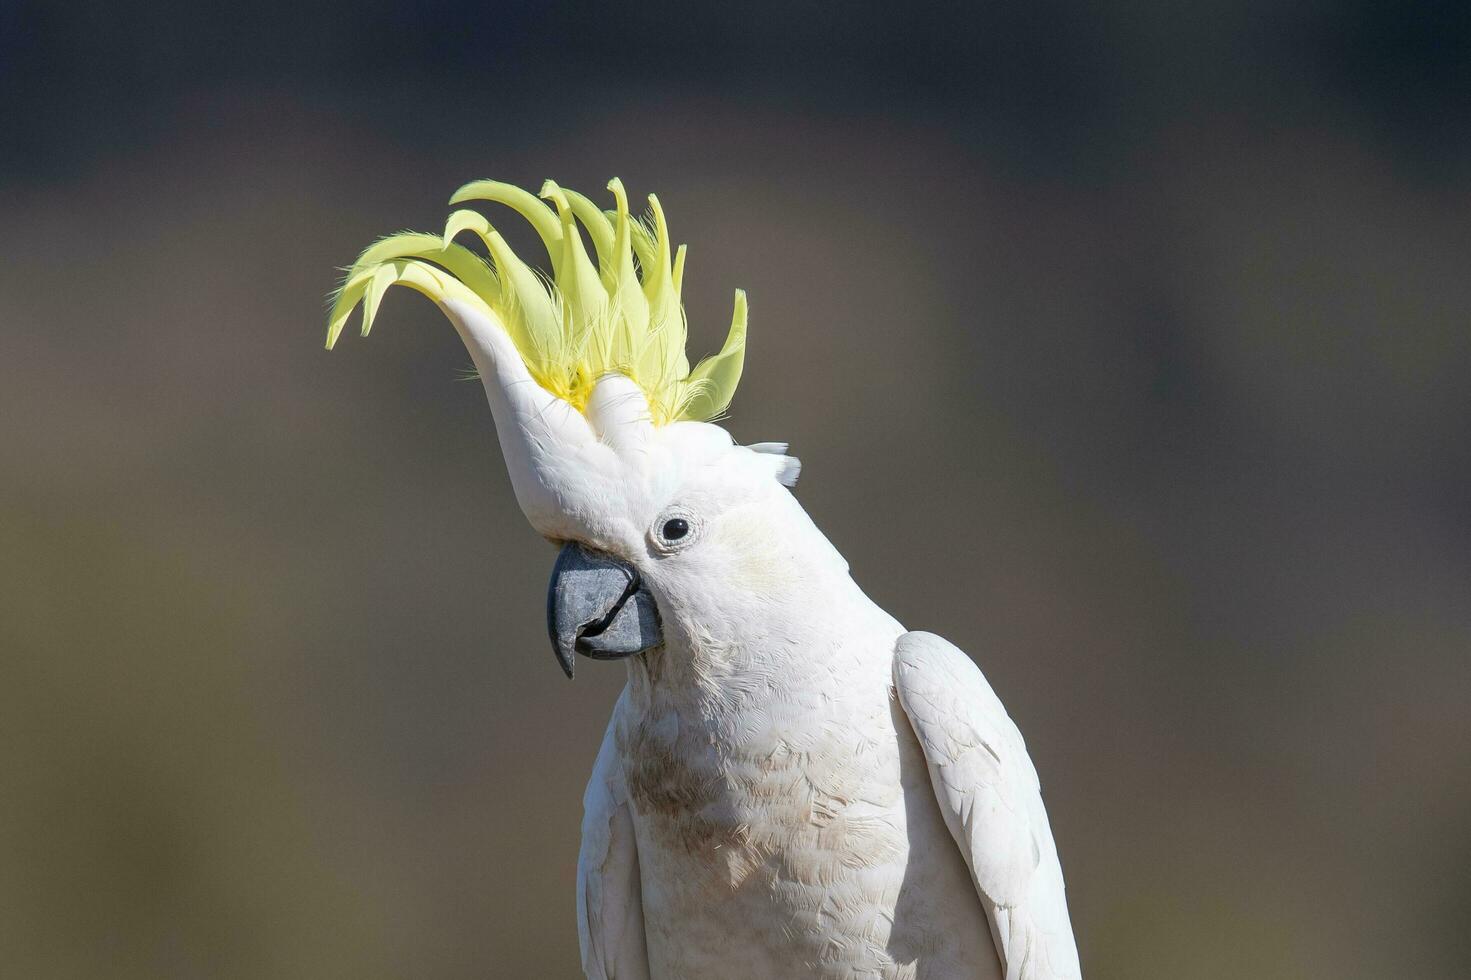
[327, 178, 1082, 979]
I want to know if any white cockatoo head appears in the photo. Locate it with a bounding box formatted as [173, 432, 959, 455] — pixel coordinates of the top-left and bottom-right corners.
[328, 178, 840, 676]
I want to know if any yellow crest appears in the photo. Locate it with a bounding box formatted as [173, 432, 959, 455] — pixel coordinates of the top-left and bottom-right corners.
[326, 178, 747, 425]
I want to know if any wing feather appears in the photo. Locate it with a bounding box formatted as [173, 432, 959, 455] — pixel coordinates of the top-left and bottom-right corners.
[893, 631, 1082, 980]
[577, 693, 650, 980]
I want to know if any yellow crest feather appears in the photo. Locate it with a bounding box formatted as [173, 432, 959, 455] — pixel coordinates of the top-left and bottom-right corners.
[326, 178, 747, 425]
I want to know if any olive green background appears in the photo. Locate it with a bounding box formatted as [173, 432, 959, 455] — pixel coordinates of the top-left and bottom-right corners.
[3, 2, 1469, 977]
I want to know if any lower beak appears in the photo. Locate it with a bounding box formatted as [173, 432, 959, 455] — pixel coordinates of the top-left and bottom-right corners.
[546, 542, 663, 679]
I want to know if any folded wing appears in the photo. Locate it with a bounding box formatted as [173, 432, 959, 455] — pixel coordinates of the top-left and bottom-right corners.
[893, 631, 1082, 980]
[577, 695, 650, 980]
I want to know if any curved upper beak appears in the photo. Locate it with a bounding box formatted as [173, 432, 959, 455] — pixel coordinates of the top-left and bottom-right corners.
[546, 542, 663, 679]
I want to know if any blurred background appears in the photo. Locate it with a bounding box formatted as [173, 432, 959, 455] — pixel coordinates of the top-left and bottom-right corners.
[2, 1, 1469, 977]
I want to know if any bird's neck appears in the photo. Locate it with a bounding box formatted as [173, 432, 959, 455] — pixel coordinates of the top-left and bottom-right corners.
[623, 564, 900, 720]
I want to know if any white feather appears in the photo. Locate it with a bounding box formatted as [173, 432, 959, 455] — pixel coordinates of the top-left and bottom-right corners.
[578, 691, 650, 980]
[893, 632, 1082, 980]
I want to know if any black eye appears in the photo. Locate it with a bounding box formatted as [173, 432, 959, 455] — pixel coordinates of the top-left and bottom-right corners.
[661, 518, 690, 541]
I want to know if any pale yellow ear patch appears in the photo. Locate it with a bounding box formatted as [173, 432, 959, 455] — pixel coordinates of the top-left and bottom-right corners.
[326, 178, 748, 425]
[707, 508, 790, 595]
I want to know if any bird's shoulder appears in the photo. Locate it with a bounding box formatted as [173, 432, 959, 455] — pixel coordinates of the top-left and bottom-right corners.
[892, 631, 1037, 794]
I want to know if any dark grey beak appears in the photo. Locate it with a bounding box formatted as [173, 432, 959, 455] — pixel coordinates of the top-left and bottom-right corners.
[546, 542, 663, 679]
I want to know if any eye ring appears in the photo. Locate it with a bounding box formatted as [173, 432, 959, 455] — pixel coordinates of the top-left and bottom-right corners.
[650, 509, 701, 554]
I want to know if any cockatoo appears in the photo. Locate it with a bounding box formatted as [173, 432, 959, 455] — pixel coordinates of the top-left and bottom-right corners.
[327, 178, 1082, 980]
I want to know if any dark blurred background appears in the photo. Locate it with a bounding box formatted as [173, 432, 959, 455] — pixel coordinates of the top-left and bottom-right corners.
[3, 2, 1469, 977]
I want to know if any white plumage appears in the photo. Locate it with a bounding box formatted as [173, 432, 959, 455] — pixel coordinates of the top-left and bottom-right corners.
[328, 182, 1082, 978]
[565, 423, 1081, 979]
